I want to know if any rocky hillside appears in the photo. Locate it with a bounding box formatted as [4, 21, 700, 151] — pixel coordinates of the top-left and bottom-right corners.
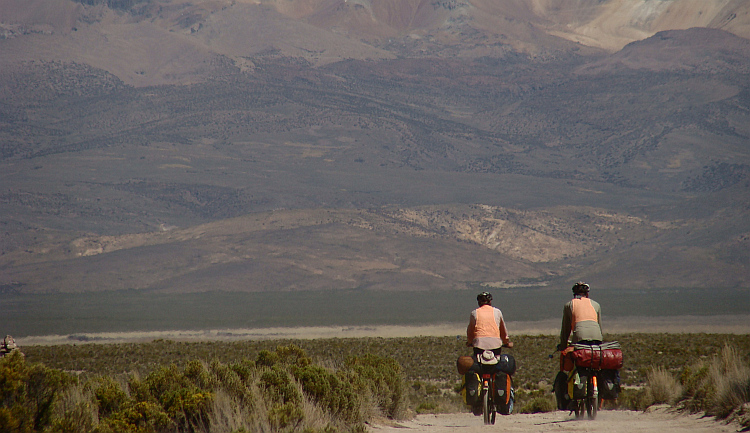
[1, 0, 749, 86]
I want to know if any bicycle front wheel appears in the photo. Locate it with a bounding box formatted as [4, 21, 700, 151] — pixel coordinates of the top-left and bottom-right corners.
[483, 390, 491, 425]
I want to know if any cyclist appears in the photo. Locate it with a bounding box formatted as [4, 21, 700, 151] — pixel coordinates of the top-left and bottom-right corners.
[467, 292, 513, 355]
[557, 282, 602, 351]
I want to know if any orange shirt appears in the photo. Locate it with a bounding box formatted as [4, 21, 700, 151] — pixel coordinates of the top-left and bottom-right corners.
[571, 298, 598, 329]
[467, 305, 510, 349]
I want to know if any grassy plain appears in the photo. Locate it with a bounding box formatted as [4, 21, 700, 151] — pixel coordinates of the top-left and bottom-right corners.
[20, 333, 750, 416]
[3, 288, 750, 338]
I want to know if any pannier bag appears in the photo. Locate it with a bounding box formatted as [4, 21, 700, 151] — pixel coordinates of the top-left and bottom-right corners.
[494, 372, 514, 415]
[496, 354, 516, 375]
[463, 372, 481, 405]
[560, 346, 575, 372]
[569, 370, 588, 400]
[571, 341, 623, 370]
[598, 369, 621, 400]
[554, 371, 570, 410]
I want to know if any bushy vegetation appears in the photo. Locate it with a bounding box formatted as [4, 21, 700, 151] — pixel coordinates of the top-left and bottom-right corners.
[8, 333, 750, 431]
[637, 344, 750, 428]
[2, 345, 406, 432]
[0, 351, 73, 432]
[677, 345, 750, 427]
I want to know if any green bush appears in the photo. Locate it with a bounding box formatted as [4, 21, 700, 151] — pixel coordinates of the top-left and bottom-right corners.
[294, 364, 361, 423]
[0, 351, 74, 432]
[97, 400, 172, 433]
[518, 395, 555, 414]
[344, 354, 406, 420]
[92, 376, 128, 417]
[260, 365, 302, 405]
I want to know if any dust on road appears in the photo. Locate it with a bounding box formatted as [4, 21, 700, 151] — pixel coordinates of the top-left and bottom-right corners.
[368, 407, 739, 432]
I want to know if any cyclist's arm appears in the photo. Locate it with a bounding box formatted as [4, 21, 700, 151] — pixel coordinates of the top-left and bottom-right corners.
[467, 312, 477, 346]
[559, 303, 572, 349]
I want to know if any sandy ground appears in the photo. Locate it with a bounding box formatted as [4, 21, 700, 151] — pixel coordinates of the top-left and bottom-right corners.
[17, 314, 750, 346]
[367, 406, 741, 433]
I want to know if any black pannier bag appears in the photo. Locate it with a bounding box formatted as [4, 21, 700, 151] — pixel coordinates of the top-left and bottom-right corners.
[598, 369, 621, 400]
[571, 370, 588, 400]
[494, 372, 514, 415]
[554, 371, 570, 410]
[496, 353, 517, 375]
[464, 372, 480, 405]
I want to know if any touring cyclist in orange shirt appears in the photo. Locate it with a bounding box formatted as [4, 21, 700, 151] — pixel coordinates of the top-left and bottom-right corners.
[557, 282, 603, 352]
[467, 292, 514, 354]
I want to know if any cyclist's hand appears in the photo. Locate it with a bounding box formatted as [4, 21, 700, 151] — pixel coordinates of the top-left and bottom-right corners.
[505, 341, 514, 349]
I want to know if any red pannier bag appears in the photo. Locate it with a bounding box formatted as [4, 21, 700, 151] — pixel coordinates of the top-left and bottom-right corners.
[571, 341, 623, 370]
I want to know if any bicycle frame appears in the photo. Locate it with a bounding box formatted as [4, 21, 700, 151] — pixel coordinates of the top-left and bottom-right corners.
[480, 370, 497, 425]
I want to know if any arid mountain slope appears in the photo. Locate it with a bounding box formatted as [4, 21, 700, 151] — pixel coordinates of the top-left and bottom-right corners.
[3, 203, 747, 294]
[2, 0, 750, 85]
[0, 1, 748, 297]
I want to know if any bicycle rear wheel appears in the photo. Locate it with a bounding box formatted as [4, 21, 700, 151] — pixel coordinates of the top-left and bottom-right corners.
[586, 397, 597, 419]
[586, 375, 598, 419]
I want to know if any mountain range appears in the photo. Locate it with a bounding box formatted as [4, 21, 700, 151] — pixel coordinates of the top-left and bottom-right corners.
[1, 0, 748, 299]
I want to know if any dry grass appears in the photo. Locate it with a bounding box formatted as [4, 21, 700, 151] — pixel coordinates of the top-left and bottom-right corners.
[678, 344, 750, 428]
[50, 384, 99, 433]
[207, 390, 258, 433]
[645, 367, 683, 406]
[709, 346, 750, 420]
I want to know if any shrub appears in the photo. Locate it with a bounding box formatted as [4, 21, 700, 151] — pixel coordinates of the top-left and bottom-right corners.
[644, 367, 683, 406]
[294, 364, 360, 423]
[707, 346, 750, 421]
[518, 395, 555, 413]
[48, 384, 98, 433]
[344, 354, 406, 420]
[92, 376, 128, 417]
[97, 400, 173, 433]
[260, 365, 302, 405]
[678, 344, 750, 425]
[415, 401, 438, 414]
[138, 364, 213, 432]
[0, 351, 74, 432]
[267, 401, 304, 430]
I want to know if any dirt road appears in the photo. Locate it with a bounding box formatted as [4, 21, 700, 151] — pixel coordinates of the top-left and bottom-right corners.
[368, 407, 739, 433]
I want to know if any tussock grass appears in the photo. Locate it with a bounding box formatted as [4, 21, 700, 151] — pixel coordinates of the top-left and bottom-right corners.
[678, 345, 750, 428]
[644, 367, 683, 406]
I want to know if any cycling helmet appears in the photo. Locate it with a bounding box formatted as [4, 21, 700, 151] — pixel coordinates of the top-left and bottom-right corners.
[477, 292, 493, 305]
[572, 282, 590, 295]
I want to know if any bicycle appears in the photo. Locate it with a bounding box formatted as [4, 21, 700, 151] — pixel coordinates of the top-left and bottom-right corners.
[553, 341, 622, 420]
[570, 367, 599, 419]
[472, 344, 515, 425]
